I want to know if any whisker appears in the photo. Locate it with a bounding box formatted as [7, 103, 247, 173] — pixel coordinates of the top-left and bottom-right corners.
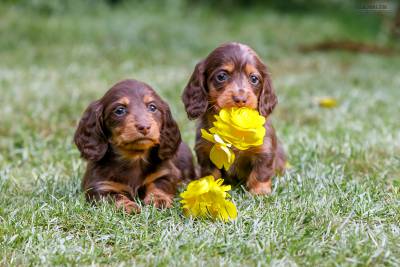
[207, 104, 217, 112]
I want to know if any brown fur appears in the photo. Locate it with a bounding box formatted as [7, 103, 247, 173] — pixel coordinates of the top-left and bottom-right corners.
[182, 42, 286, 195]
[74, 79, 196, 213]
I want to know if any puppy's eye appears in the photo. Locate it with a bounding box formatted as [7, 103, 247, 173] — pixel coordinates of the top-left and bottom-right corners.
[114, 106, 127, 116]
[249, 74, 260, 85]
[147, 103, 157, 113]
[216, 71, 229, 82]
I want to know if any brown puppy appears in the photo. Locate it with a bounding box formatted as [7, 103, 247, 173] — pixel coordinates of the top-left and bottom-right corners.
[74, 79, 195, 213]
[182, 42, 286, 195]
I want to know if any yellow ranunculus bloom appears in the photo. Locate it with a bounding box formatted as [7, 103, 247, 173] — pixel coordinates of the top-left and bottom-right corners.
[180, 175, 237, 222]
[209, 107, 266, 150]
[201, 129, 235, 171]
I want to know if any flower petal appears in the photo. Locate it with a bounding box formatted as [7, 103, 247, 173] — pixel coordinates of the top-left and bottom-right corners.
[218, 145, 235, 171]
[209, 144, 228, 170]
[201, 129, 215, 143]
[223, 199, 238, 220]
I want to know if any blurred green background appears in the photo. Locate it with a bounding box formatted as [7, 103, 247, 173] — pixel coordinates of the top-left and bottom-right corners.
[0, 0, 399, 266]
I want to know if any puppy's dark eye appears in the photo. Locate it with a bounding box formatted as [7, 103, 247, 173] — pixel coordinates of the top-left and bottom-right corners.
[216, 71, 229, 83]
[249, 74, 260, 85]
[114, 106, 127, 116]
[147, 103, 157, 113]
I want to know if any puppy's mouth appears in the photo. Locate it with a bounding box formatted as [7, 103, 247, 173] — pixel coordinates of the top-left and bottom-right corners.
[118, 138, 158, 154]
[232, 102, 248, 108]
[216, 102, 254, 110]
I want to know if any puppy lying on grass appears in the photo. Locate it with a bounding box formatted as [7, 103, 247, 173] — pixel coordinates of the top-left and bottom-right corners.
[74, 79, 195, 213]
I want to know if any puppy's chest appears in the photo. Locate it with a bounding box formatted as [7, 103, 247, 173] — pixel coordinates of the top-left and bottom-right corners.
[227, 151, 253, 180]
[112, 163, 147, 190]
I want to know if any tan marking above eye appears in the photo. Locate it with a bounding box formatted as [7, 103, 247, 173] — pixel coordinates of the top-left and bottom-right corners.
[143, 94, 154, 104]
[245, 63, 260, 77]
[220, 62, 235, 73]
[117, 97, 130, 106]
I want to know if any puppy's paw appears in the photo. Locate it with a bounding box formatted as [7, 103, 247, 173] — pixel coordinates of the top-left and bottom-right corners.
[115, 195, 141, 214]
[247, 177, 272, 196]
[248, 184, 272, 195]
[200, 166, 222, 179]
[144, 193, 173, 209]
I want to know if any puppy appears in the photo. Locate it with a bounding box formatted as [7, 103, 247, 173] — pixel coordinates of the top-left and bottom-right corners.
[74, 79, 195, 213]
[182, 42, 286, 195]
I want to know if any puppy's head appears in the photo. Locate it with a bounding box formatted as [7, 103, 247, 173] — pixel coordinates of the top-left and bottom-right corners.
[182, 42, 277, 119]
[74, 79, 181, 162]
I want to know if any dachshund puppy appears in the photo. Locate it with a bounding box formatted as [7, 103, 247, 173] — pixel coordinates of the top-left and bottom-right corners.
[182, 42, 286, 195]
[75, 79, 195, 213]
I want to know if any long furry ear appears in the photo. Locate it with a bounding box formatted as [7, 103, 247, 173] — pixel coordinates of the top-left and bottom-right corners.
[258, 67, 278, 117]
[74, 100, 108, 162]
[181, 60, 208, 120]
[158, 104, 181, 160]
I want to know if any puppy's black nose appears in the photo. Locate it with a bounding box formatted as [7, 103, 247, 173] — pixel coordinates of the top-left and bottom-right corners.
[232, 95, 247, 105]
[135, 123, 151, 135]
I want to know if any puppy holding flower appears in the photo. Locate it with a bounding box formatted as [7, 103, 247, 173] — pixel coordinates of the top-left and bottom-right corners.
[182, 42, 286, 196]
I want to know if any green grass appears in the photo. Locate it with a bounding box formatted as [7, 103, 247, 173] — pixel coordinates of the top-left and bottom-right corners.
[1, 2, 400, 266]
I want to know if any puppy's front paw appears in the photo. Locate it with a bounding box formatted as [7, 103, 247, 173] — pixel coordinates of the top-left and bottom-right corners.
[144, 193, 173, 209]
[115, 195, 141, 214]
[247, 177, 272, 196]
[248, 184, 272, 195]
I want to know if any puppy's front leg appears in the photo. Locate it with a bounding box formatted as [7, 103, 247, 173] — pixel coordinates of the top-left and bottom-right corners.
[115, 194, 141, 214]
[85, 181, 141, 213]
[246, 153, 275, 195]
[144, 177, 176, 209]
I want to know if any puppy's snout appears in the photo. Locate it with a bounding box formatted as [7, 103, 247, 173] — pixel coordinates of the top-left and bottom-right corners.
[232, 95, 248, 105]
[135, 123, 151, 135]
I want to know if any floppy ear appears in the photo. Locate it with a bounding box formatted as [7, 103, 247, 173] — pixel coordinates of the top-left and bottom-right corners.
[258, 67, 278, 117]
[181, 60, 208, 120]
[158, 104, 181, 160]
[74, 100, 108, 162]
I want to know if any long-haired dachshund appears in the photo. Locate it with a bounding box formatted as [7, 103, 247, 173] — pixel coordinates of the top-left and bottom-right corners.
[182, 42, 286, 195]
[74, 79, 195, 213]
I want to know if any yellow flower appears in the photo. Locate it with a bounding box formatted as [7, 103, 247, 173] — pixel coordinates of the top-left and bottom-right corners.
[201, 129, 235, 171]
[180, 176, 237, 222]
[285, 161, 292, 169]
[318, 97, 338, 108]
[209, 107, 266, 150]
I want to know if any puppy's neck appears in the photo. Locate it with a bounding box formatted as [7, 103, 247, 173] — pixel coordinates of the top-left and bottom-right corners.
[107, 146, 152, 166]
[199, 112, 217, 129]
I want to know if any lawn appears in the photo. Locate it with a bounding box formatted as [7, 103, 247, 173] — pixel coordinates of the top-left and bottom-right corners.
[0, 1, 399, 266]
